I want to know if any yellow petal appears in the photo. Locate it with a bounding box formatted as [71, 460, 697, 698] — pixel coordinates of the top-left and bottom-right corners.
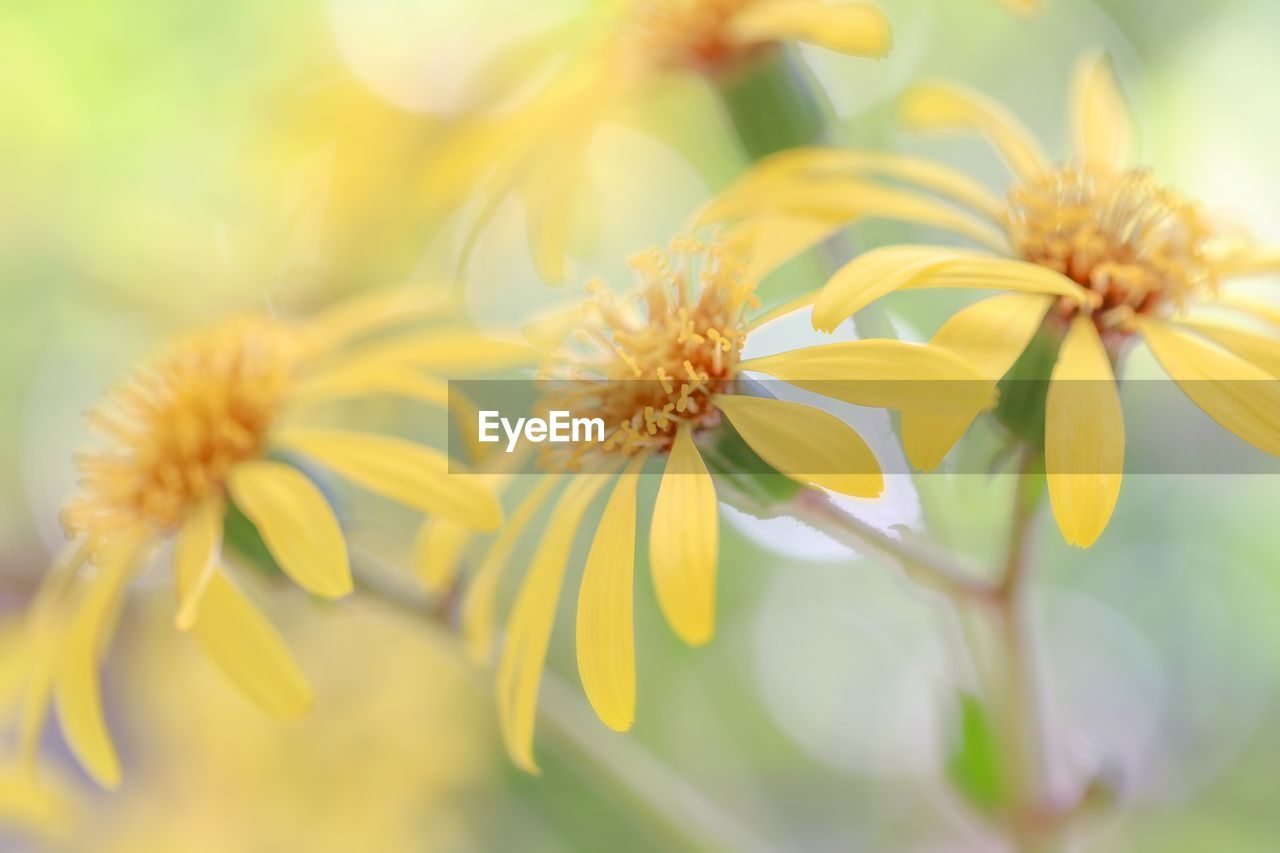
[898, 82, 1050, 180]
[1070, 51, 1136, 172]
[521, 304, 584, 350]
[697, 147, 1003, 227]
[730, 1, 891, 58]
[713, 393, 882, 496]
[742, 338, 996, 415]
[526, 131, 590, 286]
[1213, 292, 1280, 330]
[727, 215, 841, 283]
[1046, 316, 1124, 547]
[226, 460, 352, 599]
[902, 294, 1053, 469]
[412, 516, 474, 593]
[188, 571, 312, 719]
[576, 456, 646, 732]
[304, 288, 452, 352]
[1138, 317, 1280, 456]
[0, 772, 70, 834]
[498, 473, 611, 773]
[464, 477, 560, 662]
[1209, 245, 1280, 278]
[649, 424, 718, 647]
[811, 246, 1086, 332]
[276, 428, 501, 531]
[291, 363, 450, 407]
[1175, 317, 1280, 378]
[341, 331, 539, 373]
[54, 539, 136, 789]
[173, 495, 224, 630]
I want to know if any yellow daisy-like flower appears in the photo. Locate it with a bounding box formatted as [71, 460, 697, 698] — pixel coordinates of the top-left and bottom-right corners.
[424, 0, 892, 284]
[17, 292, 532, 789]
[448, 236, 988, 771]
[707, 51, 1280, 547]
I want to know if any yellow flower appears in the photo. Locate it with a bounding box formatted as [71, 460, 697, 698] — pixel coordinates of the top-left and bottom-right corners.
[16, 291, 531, 789]
[454, 236, 988, 771]
[707, 51, 1280, 547]
[423, 0, 892, 284]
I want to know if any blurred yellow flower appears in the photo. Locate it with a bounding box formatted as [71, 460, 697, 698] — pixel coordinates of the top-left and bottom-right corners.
[455, 236, 988, 771]
[708, 51, 1280, 547]
[15, 291, 531, 789]
[424, 0, 893, 284]
[62, 598, 491, 853]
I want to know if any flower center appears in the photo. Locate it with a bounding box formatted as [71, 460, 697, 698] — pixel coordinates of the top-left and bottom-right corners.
[619, 0, 763, 74]
[1004, 166, 1216, 327]
[540, 237, 757, 468]
[64, 319, 302, 540]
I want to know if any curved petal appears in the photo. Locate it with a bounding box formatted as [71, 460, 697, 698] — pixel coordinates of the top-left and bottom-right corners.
[576, 455, 646, 732]
[898, 82, 1051, 180]
[1212, 293, 1280, 331]
[811, 246, 1086, 332]
[498, 473, 611, 773]
[304, 288, 451, 352]
[713, 393, 883, 497]
[1070, 51, 1136, 172]
[649, 424, 719, 647]
[902, 294, 1053, 469]
[464, 477, 560, 663]
[1175, 317, 1280, 378]
[173, 495, 224, 630]
[1138, 317, 1280, 456]
[188, 571, 312, 719]
[340, 331, 540, 373]
[1046, 316, 1124, 547]
[275, 429, 501, 531]
[290, 364, 450, 407]
[729, 1, 891, 58]
[741, 338, 996, 415]
[54, 539, 137, 789]
[412, 517, 474, 593]
[226, 461, 351, 599]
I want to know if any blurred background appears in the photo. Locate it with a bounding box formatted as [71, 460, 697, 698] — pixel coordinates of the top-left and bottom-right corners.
[3, 0, 1280, 849]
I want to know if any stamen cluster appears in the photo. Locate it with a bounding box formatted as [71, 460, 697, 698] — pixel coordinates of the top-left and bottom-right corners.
[541, 237, 757, 468]
[1005, 166, 1216, 328]
[64, 319, 301, 540]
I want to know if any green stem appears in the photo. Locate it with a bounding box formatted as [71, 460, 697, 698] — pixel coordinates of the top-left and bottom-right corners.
[348, 548, 774, 853]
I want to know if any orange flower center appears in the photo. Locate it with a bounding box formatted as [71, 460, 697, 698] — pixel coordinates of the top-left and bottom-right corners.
[619, 0, 764, 74]
[64, 319, 302, 540]
[540, 237, 757, 468]
[1005, 166, 1217, 328]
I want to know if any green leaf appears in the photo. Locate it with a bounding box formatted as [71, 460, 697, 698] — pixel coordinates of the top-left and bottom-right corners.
[945, 691, 1009, 814]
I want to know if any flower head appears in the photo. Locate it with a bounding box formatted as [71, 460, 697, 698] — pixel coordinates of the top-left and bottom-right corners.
[13, 291, 531, 789]
[709, 51, 1280, 547]
[422, 1, 892, 284]
[449, 236, 988, 772]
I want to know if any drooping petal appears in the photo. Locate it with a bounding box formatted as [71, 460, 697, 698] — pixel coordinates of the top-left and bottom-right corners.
[1175, 317, 1280, 378]
[275, 429, 501, 531]
[291, 363, 450, 407]
[1213, 292, 1280, 330]
[187, 571, 312, 719]
[727, 215, 841, 283]
[525, 122, 594, 285]
[811, 246, 1086, 332]
[742, 338, 996, 415]
[713, 393, 883, 497]
[1070, 51, 1136, 172]
[576, 455, 646, 732]
[498, 473, 611, 773]
[1046, 316, 1125, 547]
[898, 82, 1051, 180]
[902, 294, 1053, 469]
[729, 1, 891, 58]
[54, 539, 137, 789]
[1209, 245, 1280, 278]
[1138, 317, 1280, 455]
[412, 516, 474, 593]
[226, 461, 352, 598]
[173, 495, 224, 630]
[649, 424, 718, 647]
[464, 477, 560, 662]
